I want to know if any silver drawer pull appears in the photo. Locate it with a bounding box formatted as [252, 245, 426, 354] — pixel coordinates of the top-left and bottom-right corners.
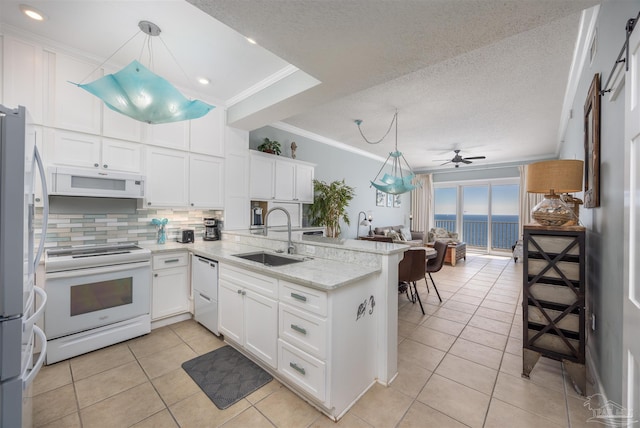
[164, 258, 180, 263]
[289, 362, 306, 375]
[199, 293, 211, 302]
[291, 293, 307, 302]
[290, 324, 307, 335]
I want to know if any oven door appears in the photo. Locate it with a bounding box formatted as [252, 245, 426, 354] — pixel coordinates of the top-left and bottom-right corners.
[44, 261, 150, 339]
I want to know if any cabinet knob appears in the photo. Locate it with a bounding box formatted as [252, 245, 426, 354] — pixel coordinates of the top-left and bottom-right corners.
[103, 164, 108, 168]
[191, 203, 194, 206]
[154, 273, 158, 277]
[94, 163, 99, 168]
[35, 198, 41, 202]
[242, 290, 246, 296]
[147, 202, 152, 206]
[237, 289, 242, 294]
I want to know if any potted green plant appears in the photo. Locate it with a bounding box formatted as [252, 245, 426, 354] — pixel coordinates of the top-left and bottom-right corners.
[257, 137, 281, 155]
[308, 179, 355, 238]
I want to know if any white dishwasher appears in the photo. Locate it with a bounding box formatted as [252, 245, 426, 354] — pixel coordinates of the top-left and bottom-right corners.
[191, 255, 219, 335]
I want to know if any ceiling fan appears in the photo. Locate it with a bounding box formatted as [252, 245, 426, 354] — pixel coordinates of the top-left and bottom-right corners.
[436, 150, 486, 168]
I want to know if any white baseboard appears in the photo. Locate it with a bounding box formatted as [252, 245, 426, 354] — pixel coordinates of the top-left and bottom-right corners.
[151, 312, 192, 329]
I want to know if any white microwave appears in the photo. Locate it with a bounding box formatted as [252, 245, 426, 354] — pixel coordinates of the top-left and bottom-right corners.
[49, 167, 145, 198]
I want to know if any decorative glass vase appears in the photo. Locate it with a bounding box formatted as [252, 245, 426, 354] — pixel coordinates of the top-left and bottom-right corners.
[531, 195, 575, 227]
[157, 226, 166, 244]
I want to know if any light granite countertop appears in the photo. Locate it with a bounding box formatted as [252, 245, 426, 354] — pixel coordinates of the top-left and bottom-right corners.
[140, 233, 411, 291]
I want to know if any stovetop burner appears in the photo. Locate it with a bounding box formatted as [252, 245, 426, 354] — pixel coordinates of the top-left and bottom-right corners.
[45, 243, 151, 272]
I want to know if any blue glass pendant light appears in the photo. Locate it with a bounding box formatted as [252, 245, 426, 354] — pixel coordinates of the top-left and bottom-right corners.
[355, 111, 418, 195]
[72, 21, 214, 124]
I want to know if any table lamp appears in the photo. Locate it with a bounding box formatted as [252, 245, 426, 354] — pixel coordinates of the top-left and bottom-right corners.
[526, 159, 583, 226]
[357, 211, 373, 237]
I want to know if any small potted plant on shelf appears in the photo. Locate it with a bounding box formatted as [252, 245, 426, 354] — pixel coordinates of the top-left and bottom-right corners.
[257, 137, 281, 155]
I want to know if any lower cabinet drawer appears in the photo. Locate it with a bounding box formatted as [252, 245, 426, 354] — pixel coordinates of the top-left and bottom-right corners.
[279, 280, 327, 316]
[279, 303, 327, 359]
[152, 251, 188, 270]
[278, 339, 326, 402]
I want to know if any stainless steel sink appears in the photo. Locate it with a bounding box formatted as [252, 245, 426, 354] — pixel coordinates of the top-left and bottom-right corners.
[233, 251, 303, 267]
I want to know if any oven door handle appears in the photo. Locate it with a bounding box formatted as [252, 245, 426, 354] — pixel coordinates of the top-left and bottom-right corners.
[45, 260, 150, 279]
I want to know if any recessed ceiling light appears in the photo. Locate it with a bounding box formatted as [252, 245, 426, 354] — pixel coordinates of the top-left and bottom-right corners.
[246, 37, 257, 45]
[20, 4, 47, 21]
[197, 77, 210, 85]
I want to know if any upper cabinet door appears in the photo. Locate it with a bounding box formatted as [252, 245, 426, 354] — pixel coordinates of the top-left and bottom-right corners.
[189, 154, 224, 209]
[45, 129, 101, 169]
[143, 121, 189, 150]
[2, 37, 43, 124]
[275, 159, 296, 201]
[145, 146, 189, 208]
[250, 152, 276, 200]
[50, 53, 102, 134]
[295, 163, 315, 203]
[190, 107, 224, 157]
[101, 138, 142, 173]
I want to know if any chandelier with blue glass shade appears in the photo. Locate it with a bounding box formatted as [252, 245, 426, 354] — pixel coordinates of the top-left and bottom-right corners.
[71, 21, 214, 124]
[355, 110, 419, 195]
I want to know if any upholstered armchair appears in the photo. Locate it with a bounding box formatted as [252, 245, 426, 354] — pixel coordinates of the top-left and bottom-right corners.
[428, 227, 459, 243]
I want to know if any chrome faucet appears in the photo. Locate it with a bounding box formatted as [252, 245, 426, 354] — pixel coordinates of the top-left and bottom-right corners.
[264, 207, 295, 254]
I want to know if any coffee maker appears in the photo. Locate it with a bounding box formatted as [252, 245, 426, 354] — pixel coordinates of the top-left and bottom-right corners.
[252, 207, 263, 226]
[203, 218, 220, 241]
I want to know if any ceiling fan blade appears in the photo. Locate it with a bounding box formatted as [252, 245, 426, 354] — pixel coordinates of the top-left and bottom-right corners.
[439, 161, 452, 166]
[463, 156, 486, 160]
[461, 159, 473, 164]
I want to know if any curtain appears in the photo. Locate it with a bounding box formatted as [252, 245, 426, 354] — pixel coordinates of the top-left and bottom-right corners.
[411, 173, 432, 233]
[519, 164, 543, 236]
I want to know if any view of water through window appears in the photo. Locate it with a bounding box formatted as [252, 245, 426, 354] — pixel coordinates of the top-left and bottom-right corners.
[434, 183, 519, 251]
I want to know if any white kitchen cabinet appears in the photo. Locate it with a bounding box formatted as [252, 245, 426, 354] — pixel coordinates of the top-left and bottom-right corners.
[249, 151, 276, 200]
[49, 52, 102, 134]
[145, 146, 188, 208]
[294, 163, 315, 202]
[45, 130, 142, 173]
[102, 138, 143, 173]
[275, 159, 296, 200]
[2, 36, 44, 124]
[250, 151, 315, 202]
[244, 289, 279, 367]
[189, 154, 224, 209]
[218, 280, 244, 344]
[219, 264, 278, 369]
[151, 252, 190, 321]
[190, 107, 224, 157]
[278, 280, 329, 398]
[224, 149, 250, 230]
[143, 121, 189, 150]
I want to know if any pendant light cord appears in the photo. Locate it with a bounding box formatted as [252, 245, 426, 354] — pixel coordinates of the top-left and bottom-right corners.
[356, 110, 397, 145]
[76, 24, 197, 93]
[77, 29, 142, 85]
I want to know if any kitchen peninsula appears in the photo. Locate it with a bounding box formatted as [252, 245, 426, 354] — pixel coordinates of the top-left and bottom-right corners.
[147, 229, 408, 421]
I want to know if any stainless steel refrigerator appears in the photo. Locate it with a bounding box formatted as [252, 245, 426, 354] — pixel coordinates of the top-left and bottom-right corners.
[0, 105, 49, 427]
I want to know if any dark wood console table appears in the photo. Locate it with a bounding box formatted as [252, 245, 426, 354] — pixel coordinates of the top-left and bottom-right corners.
[522, 225, 586, 394]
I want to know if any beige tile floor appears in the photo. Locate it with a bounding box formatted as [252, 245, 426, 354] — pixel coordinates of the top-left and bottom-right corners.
[33, 254, 596, 427]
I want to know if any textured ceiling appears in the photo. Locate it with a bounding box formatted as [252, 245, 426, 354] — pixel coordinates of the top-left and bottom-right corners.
[190, 0, 599, 170]
[0, 0, 600, 171]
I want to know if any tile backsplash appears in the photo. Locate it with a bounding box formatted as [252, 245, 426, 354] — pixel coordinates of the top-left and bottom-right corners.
[35, 208, 222, 248]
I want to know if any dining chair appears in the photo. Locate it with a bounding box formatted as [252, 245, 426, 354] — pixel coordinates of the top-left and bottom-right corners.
[398, 248, 426, 314]
[425, 240, 446, 302]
